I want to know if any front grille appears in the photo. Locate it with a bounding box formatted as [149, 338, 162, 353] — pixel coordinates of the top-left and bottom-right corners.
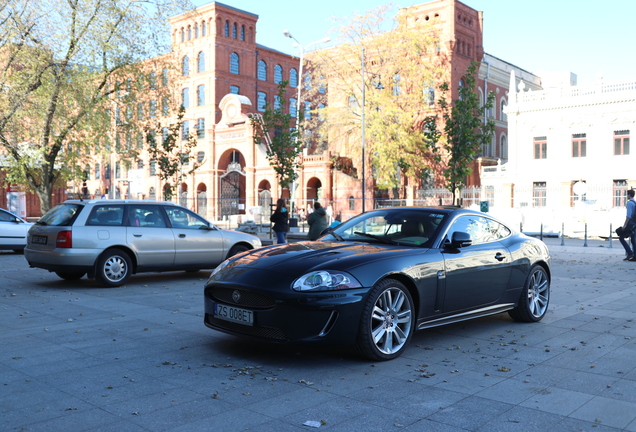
[205, 314, 287, 340]
[208, 286, 276, 309]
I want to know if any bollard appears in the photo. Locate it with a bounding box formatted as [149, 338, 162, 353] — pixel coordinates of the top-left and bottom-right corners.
[540, 224, 543, 241]
[609, 223, 613, 248]
[584, 223, 588, 247]
[561, 222, 565, 246]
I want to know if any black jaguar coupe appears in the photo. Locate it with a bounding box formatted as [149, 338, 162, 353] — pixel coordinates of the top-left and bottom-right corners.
[204, 207, 551, 360]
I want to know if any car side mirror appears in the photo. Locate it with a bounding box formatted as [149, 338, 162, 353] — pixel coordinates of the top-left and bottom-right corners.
[446, 231, 472, 249]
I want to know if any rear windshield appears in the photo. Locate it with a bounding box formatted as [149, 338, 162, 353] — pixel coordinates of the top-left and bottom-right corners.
[37, 204, 83, 226]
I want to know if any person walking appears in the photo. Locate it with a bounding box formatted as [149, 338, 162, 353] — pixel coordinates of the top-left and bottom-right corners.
[619, 189, 636, 260]
[270, 198, 289, 244]
[307, 201, 328, 240]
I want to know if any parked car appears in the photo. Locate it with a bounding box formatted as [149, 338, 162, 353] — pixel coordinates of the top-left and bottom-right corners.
[25, 200, 262, 287]
[204, 207, 551, 361]
[0, 208, 33, 253]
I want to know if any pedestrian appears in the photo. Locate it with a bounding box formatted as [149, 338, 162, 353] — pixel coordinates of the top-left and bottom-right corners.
[618, 189, 636, 261]
[329, 212, 342, 229]
[307, 201, 328, 240]
[270, 198, 289, 244]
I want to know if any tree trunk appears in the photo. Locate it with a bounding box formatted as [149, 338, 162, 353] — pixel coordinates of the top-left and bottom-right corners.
[34, 182, 55, 216]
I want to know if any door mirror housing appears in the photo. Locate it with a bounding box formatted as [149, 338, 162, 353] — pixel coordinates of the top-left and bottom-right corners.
[446, 231, 472, 249]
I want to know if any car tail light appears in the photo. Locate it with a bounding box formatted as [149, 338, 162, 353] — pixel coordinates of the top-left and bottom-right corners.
[56, 231, 72, 248]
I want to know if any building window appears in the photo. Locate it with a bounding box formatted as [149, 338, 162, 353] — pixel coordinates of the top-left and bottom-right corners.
[162, 68, 168, 86]
[197, 51, 205, 73]
[197, 151, 205, 163]
[500, 135, 508, 161]
[182, 120, 190, 140]
[95, 163, 100, 180]
[180, 28, 184, 43]
[149, 71, 156, 90]
[614, 180, 629, 207]
[115, 162, 121, 179]
[137, 133, 143, 149]
[182, 56, 189, 76]
[230, 85, 239, 94]
[197, 118, 205, 138]
[194, 23, 198, 38]
[162, 97, 169, 116]
[149, 100, 157, 118]
[197, 84, 205, 106]
[187, 25, 191, 40]
[500, 99, 507, 121]
[614, 130, 630, 155]
[182, 88, 189, 108]
[224, 20, 229, 37]
[258, 60, 267, 81]
[571, 181, 587, 206]
[162, 127, 169, 144]
[274, 64, 283, 84]
[274, 95, 281, 110]
[230, 53, 239, 74]
[257, 91, 266, 112]
[424, 85, 435, 105]
[290, 98, 297, 117]
[290, 68, 298, 87]
[137, 103, 144, 120]
[532, 182, 547, 207]
[572, 133, 587, 157]
[105, 163, 111, 179]
[392, 73, 401, 96]
[533, 136, 547, 159]
[232, 22, 237, 39]
[304, 101, 311, 120]
[201, 21, 206, 36]
[348, 196, 355, 211]
[137, 160, 144, 169]
[150, 160, 156, 176]
[241, 25, 245, 41]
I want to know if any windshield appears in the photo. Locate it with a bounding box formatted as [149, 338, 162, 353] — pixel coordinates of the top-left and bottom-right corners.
[323, 209, 447, 248]
[37, 203, 83, 226]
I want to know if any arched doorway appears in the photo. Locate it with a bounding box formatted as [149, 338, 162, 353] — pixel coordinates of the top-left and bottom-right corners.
[306, 177, 323, 205]
[218, 150, 246, 218]
[179, 182, 188, 208]
[197, 183, 207, 218]
[163, 183, 172, 201]
[258, 180, 272, 222]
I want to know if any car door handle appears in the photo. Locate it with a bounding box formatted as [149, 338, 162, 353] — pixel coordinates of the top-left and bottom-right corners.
[495, 252, 506, 262]
[179, 234, 186, 238]
[133, 233, 142, 237]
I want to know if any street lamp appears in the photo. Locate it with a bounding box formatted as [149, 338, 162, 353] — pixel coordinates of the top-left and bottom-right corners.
[282, 30, 330, 212]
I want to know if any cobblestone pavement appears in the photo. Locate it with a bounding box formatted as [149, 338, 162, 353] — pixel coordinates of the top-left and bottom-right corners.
[2, 237, 636, 431]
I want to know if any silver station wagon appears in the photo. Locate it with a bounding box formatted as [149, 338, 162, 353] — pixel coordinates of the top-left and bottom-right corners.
[25, 200, 262, 287]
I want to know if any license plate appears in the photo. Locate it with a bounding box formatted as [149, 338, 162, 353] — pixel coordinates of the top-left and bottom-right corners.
[213, 303, 253, 326]
[32, 235, 48, 245]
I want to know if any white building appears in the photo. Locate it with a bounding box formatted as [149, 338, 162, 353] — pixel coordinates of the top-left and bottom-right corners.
[482, 72, 636, 236]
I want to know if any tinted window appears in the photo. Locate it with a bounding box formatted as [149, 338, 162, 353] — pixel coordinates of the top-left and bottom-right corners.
[445, 215, 510, 245]
[128, 205, 167, 228]
[164, 206, 208, 229]
[38, 204, 82, 226]
[86, 206, 125, 226]
[0, 209, 16, 222]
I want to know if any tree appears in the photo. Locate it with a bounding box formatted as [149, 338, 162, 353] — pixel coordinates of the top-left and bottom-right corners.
[145, 105, 197, 201]
[249, 81, 303, 194]
[0, 0, 189, 214]
[307, 5, 445, 197]
[423, 62, 495, 205]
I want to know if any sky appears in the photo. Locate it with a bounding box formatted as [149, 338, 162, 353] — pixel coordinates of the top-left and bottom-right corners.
[192, 0, 636, 86]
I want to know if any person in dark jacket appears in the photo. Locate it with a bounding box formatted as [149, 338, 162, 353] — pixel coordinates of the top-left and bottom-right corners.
[270, 198, 289, 244]
[307, 202, 328, 240]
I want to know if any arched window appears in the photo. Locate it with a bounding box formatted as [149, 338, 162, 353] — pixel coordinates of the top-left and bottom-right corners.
[201, 21, 206, 36]
[224, 20, 229, 37]
[197, 84, 205, 106]
[197, 51, 205, 73]
[274, 94, 281, 109]
[258, 60, 267, 81]
[500, 99, 507, 121]
[233, 22, 237, 39]
[303, 72, 311, 91]
[187, 25, 191, 40]
[197, 118, 205, 138]
[274, 64, 283, 84]
[180, 28, 184, 43]
[230, 52, 239, 74]
[290, 98, 297, 117]
[182, 88, 189, 108]
[500, 135, 508, 161]
[194, 23, 198, 38]
[257, 91, 266, 111]
[290, 68, 298, 87]
[182, 55, 189, 76]
[241, 25, 245, 41]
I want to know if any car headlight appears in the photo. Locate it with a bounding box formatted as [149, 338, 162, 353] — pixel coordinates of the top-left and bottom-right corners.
[210, 258, 232, 277]
[292, 270, 362, 292]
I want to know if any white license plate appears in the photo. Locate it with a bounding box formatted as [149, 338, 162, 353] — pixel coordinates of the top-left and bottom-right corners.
[213, 303, 254, 326]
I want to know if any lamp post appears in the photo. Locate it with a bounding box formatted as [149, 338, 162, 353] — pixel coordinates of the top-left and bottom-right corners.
[361, 48, 366, 213]
[282, 30, 330, 213]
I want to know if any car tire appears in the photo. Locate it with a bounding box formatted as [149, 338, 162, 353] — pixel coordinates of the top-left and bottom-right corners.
[227, 244, 249, 259]
[508, 264, 550, 322]
[55, 271, 86, 280]
[356, 278, 415, 361]
[95, 248, 132, 287]
[13, 249, 24, 254]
